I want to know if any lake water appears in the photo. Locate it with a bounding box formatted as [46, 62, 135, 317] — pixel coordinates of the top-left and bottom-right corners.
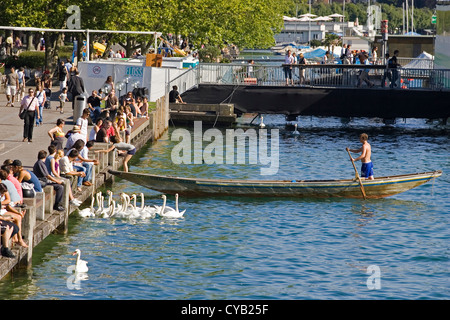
[0, 115, 448, 300]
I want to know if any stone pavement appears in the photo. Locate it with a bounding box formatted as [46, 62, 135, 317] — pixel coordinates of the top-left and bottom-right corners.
[0, 86, 79, 169]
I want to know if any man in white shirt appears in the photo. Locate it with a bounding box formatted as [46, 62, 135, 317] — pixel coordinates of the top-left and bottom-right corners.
[59, 149, 86, 192]
[76, 108, 90, 142]
[284, 50, 294, 86]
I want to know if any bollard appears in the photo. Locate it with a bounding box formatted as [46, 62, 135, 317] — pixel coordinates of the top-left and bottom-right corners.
[59, 178, 71, 234]
[21, 204, 36, 266]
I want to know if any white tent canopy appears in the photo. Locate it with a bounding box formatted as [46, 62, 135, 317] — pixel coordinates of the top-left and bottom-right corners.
[328, 13, 344, 18]
[403, 51, 434, 69]
[311, 16, 333, 21]
[299, 13, 317, 18]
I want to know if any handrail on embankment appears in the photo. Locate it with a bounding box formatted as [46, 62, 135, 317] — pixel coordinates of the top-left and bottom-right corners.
[0, 95, 169, 279]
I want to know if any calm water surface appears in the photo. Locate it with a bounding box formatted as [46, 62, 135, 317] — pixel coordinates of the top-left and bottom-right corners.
[1, 116, 448, 300]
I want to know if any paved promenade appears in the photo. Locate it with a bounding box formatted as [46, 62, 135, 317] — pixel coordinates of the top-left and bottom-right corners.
[0, 87, 78, 168]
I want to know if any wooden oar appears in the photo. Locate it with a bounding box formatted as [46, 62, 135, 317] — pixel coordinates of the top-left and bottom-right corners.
[346, 148, 367, 200]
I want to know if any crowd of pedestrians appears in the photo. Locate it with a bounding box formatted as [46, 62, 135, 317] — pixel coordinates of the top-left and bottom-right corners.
[282, 44, 401, 88]
[1, 57, 145, 258]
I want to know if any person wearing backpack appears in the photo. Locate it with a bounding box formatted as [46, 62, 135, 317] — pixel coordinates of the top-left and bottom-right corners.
[389, 50, 401, 88]
[382, 53, 392, 88]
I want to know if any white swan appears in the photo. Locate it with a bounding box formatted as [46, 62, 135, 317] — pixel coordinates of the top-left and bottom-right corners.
[77, 195, 96, 217]
[259, 115, 265, 128]
[157, 194, 175, 215]
[95, 193, 104, 215]
[138, 193, 158, 218]
[175, 194, 186, 216]
[114, 192, 128, 213]
[293, 123, 300, 135]
[107, 190, 113, 207]
[96, 196, 111, 218]
[109, 200, 116, 218]
[72, 249, 89, 273]
[159, 194, 185, 218]
[127, 194, 141, 218]
[113, 194, 131, 218]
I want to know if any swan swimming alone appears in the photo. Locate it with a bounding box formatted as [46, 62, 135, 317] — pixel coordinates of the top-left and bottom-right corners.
[72, 249, 89, 273]
[259, 115, 265, 128]
[159, 194, 186, 218]
[293, 123, 300, 135]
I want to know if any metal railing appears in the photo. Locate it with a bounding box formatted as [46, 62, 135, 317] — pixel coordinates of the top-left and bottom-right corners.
[167, 67, 198, 95]
[194, 63, 450, 91]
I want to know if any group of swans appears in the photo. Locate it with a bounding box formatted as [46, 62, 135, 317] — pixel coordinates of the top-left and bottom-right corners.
[77, 191, 186, 219]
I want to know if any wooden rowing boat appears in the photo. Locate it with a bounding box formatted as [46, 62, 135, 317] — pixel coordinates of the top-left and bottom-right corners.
[108, 170, 442, 199]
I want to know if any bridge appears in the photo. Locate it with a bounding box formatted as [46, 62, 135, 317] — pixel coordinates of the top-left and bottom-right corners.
[169, 63, 450, 122]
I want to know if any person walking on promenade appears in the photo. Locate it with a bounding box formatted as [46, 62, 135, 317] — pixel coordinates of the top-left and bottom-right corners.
[42, 73, 52, 109]
[48, 118, 66, 151]
[298, 53, 306, 85]
[68, 70, 85, 110]
[381, 53, 392, 88]
[5, 66, 19, 107]
[283, 50, 294, 86]
[19, 88, 40, 143]
[16, 67, 26, 102]
[58, 87, 69, 114]
[389, 50, 401, 89]
[357, 53, 374, 88]
[35, 83, 47, 127]
[346, 133, 374, 180]
[58, 60, 68, 92]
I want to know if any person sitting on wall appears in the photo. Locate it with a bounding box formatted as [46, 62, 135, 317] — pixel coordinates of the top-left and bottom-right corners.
[59, 149, 87, 193]
[33, 149, 82, 208]
[0, 183, 28, 248]
[0, 217, 19, 258]
[169, 85, 186, 104]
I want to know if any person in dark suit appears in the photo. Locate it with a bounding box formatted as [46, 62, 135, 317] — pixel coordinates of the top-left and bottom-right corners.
[68, 70, 85, 109]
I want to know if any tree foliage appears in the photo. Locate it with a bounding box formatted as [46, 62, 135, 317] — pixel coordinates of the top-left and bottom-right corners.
[0, 0, 291, 58]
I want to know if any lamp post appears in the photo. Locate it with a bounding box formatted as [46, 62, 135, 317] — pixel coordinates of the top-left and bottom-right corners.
[124, 76, 130, 93]
[342, 0, 346, 45]
[116, 82, 124, 98]
[103, 85, 109, 97]
[308, 0, 311, 47]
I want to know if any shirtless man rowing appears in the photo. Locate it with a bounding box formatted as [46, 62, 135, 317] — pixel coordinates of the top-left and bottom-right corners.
[346, 133, 374, 180]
